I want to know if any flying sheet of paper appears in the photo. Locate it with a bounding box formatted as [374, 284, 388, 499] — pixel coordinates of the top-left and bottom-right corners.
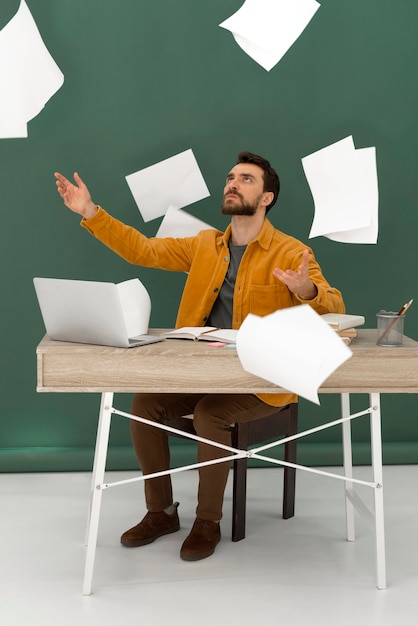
[0, 121, 27, 138]
[302, 136, 379, 244]
[116, 279, 151, 337]
[219, 0, 320, 71]
[0, 0, 64, 139]
[236, 306, 352, 404]
[125, 149, 210, 223]
[156, 206, 214, 238]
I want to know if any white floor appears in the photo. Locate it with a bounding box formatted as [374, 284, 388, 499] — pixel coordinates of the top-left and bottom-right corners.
[1, 465, 418, 626]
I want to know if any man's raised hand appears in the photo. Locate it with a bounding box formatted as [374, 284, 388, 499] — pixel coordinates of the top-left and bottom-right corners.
[54, 171, 98, 220]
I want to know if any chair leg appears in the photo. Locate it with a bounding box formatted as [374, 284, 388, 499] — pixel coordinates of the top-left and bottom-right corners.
[231, 423, 249, 542]
[282, 404, 298, 519]
[232, 457, 248, 542]
[282, 463, 296, 519]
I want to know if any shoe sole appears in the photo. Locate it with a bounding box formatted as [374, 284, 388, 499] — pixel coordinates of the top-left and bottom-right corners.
[121, 524, 180, 548]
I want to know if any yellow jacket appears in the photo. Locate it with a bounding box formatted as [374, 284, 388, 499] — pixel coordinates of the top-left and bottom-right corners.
[82, 207, 345, 406]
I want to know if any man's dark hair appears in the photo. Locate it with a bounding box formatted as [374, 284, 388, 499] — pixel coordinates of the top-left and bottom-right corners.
[237, 151, 280, 213]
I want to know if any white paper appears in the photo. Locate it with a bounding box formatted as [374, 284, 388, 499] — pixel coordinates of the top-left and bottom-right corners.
[219, 0, 320, 71]
[155, 206, 214, 238]
[302, 136, 379, 244]
[125, 149, 210, 223]
[0, 121, 27, 138]
[325, 147, 378, 244]
[116, 279, 151, 337]
[0, 0, 64, 139]
[236, 306, 352, 404]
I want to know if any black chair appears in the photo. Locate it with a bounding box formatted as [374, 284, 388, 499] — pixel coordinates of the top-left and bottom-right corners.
[169, 402, 298, 541]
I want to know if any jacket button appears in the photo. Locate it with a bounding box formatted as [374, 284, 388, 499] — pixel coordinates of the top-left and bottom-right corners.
[213, 287, 219, 293]
[224, 256, 229, 262]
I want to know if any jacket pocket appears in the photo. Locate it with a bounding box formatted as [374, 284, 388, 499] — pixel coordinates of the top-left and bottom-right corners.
[249, 284, 290, 317]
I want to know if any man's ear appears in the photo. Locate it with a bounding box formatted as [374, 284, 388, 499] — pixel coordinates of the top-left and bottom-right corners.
[262, 191, 274, 207]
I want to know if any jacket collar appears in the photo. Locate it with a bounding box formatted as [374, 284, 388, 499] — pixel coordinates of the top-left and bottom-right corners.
[218, 218, 275, 251]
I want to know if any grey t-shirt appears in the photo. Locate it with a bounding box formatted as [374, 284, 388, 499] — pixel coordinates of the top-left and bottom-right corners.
[207, 243, 247, 328]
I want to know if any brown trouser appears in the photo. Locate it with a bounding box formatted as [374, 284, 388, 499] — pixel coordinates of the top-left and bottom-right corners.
[130, 393, 284, 522]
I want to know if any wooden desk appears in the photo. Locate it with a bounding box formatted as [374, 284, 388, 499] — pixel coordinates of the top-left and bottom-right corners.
[36, 330, 418, 594]
[37, 329, 418, 394]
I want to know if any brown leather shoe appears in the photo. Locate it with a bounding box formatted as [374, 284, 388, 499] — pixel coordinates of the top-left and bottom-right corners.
[180, 518, 221, 561]
[121, 503, 180, 547]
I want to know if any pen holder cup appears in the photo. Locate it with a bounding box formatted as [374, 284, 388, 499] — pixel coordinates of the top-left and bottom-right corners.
[376, 312, 405, 347]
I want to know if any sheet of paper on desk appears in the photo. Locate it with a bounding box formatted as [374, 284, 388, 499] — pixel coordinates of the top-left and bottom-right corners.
[219, 0, 320, 71]
[236, 306, 352, 404]
[302, 136, 378, 244]
[156, 206, 214, 238]
[125, 149, 210, 223]
[0, 0, 64, 139]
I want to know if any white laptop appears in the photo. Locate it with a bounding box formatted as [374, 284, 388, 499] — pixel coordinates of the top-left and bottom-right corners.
[33, 277, 164, 348]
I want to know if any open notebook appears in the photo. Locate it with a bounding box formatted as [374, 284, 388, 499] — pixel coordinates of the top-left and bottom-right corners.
[33, 277, 164, 348]
[163, 327, 238, 343]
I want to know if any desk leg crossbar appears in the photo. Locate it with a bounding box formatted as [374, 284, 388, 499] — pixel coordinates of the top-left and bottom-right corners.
[82, 391, 386, 594]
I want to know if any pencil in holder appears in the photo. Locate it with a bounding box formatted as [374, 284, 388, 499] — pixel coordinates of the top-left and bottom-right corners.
[376, 311, 404, 346]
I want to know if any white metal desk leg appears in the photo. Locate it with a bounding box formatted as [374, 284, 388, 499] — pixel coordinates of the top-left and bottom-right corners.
[82, 392, 114, 595]
[85, 392, 111, 545]
[341, 393, 355, 542]
[370, 392, 387, 590]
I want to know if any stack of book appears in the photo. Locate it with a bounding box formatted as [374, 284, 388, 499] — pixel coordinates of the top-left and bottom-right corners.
[321, 313, 365, 345]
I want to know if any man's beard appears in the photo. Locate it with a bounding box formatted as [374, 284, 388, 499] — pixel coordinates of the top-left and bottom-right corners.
[221, 192, 261, 216]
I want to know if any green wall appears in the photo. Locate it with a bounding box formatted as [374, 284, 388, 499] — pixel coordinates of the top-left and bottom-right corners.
[1, 0, 418, 472]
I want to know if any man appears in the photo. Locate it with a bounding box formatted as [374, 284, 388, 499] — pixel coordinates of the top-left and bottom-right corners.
[55, 151, 345, 561]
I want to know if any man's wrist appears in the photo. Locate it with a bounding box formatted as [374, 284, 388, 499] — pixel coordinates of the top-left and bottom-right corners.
[297, 283, 318, 300]
[83, 203, 99, 220]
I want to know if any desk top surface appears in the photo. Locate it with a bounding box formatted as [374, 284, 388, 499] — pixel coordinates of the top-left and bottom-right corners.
[36, 329, 418, 394]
